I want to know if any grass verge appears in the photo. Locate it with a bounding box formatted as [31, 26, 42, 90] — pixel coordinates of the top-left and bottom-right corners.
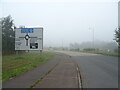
[2, 51, 56, 82]
[81, 51, 120, 57]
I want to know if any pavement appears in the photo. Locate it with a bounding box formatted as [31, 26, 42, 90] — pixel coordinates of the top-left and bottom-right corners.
[56, 50, 118, 88]
[2, 54, 80, 88]
[34, 55, 78, 88]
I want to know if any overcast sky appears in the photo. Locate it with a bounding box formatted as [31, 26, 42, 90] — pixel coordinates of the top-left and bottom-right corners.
[1, 0, 119, 47]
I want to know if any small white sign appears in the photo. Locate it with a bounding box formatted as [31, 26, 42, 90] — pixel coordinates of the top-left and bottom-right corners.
[15, 27, 43, 50]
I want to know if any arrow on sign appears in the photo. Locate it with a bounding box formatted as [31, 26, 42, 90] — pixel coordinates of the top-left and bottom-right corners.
[19, 34, 37, 46]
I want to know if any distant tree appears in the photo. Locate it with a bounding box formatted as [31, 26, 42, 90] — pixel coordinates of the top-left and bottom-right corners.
[114, 27, 120, 48]
[1, 15, 15, 55]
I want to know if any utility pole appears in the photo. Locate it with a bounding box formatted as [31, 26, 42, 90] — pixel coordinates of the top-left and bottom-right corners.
[89, 27, 95, 51]
[62, 40, 63, 50]
[93, 28, 94, 50]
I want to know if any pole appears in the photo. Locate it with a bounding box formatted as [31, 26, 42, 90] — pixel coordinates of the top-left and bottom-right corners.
[16, 50, 18, 55]
[93, 28, 94, 50]
[89, 27, 95, 52]
[62, 40, 63, 50]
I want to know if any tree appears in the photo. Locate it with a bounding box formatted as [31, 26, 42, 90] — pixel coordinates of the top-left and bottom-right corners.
[114, 27, 120, 48]
[1, 15, 15, 55]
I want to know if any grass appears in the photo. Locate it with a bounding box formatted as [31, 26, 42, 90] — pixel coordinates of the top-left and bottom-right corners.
[2, 51, 56, 82]
[81, 50, 120, 57]
[93, 51, 120, 57]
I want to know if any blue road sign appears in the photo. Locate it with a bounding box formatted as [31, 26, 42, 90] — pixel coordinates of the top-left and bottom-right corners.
[21, 28, 34, 33]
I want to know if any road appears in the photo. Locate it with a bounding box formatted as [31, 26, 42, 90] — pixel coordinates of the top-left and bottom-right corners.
[57, 51, 118, 88]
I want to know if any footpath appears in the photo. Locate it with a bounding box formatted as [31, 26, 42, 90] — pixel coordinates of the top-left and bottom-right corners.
[34, 55, 78, 88]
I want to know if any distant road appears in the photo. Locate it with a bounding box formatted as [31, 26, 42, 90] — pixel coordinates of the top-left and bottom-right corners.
[56, 51, 118, 88]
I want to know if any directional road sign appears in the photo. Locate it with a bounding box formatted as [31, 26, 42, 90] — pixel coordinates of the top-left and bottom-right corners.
[15, 27, 43, 51]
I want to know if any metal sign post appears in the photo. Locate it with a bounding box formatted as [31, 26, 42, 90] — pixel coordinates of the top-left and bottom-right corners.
[16, 50, 18, 55]
[15, 27, 43, 51]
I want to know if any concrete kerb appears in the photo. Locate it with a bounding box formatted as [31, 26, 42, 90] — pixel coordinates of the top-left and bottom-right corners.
[69, 55, 83, 90]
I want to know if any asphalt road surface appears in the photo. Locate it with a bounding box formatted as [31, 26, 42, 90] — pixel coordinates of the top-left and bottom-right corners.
[57, 51, 118, 88]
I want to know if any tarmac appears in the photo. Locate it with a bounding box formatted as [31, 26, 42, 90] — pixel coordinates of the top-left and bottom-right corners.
[55, 50, 118, 88]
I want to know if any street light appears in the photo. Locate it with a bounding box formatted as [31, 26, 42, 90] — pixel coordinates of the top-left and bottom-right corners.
[89, 27, 94, 51]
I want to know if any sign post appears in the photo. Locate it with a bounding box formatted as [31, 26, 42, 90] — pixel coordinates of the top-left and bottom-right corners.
[15, 27, 43, 51]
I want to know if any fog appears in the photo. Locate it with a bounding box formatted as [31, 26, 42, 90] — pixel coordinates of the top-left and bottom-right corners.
[1, 0, 118, 47]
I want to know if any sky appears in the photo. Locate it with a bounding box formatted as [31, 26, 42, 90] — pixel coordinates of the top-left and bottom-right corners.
[0, 0, 119, 47]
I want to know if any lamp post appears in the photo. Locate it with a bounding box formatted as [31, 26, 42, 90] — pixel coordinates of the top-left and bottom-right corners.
[62, 40, 63, 50]
[89, 27, 94, 51]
